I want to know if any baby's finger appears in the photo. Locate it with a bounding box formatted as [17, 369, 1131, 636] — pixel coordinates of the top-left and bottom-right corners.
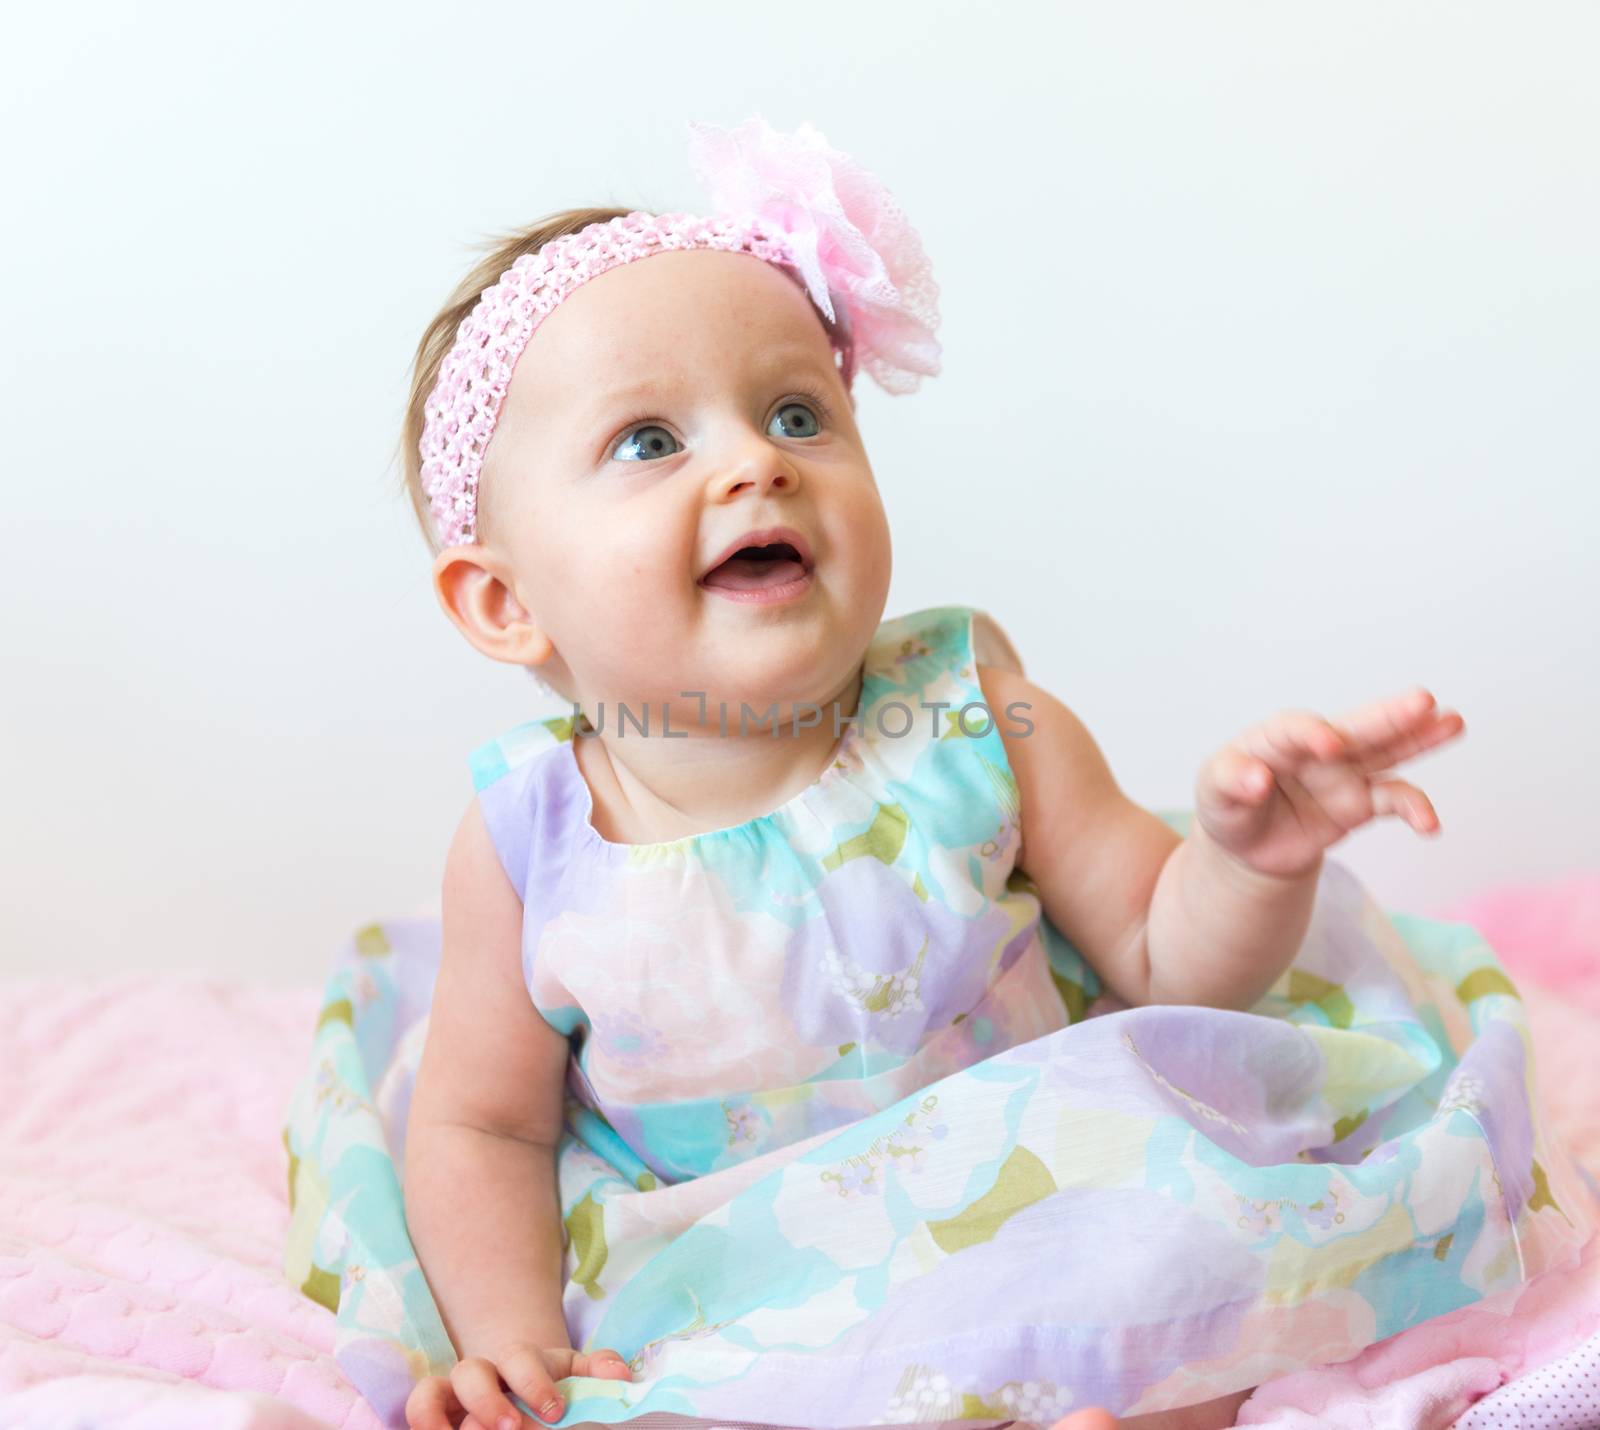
[1370, 778, 1440, 835]
[494, 1343, 565, 1425]
[1237, 711, 1346, 775]
[1328, 687, 1443, 755]
[569, 1347, 634, 1380]
[451, 1354, 539, 1430]
[404, 1375, 461, 1430]
[1223, 748, 1274, 803]
[1341, 709, 1466, 776]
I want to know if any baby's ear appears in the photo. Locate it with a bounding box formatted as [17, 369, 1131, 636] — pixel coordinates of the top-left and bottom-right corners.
[431, 544, 554, 669]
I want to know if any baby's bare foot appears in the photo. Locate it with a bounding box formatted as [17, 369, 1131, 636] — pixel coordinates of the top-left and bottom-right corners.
[1049, 1384, 1254, 1430]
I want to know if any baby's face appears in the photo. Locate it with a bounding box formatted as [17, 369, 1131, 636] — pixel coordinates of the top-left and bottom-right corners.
[473, 248, 892, 716]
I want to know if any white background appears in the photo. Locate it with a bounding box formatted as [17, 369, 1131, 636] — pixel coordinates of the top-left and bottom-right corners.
[3, 2, 1595, 983]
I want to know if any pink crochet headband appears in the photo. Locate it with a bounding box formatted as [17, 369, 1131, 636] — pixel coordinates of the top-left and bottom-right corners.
[418, 115, 942, 549]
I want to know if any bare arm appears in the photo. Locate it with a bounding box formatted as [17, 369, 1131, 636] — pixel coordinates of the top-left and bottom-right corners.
[981, 662, 1320, 1012]
[980, 663, 1179, 1008]
[1142, 820, 1319, 1010]
[403, 796, 575, 1360]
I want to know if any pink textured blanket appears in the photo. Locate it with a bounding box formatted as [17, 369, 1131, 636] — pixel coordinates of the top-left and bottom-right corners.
[0, 874, 1596, 1430]
[0, 979, 371, 1429]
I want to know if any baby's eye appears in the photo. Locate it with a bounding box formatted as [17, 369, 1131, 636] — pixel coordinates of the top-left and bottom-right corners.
[612, 424, 682, 463]
[771, 401, 822, 439]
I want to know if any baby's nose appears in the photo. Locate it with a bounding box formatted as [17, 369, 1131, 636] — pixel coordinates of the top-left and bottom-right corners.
[708, 447, 800, 501]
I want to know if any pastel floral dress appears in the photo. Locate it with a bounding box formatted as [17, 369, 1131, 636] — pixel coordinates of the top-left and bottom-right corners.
[281, 604, 1599, 1430]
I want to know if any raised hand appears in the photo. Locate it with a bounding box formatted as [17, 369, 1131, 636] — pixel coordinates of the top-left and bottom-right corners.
[1194, 687, 1466, 880]
[404, 1342, 633, 1429]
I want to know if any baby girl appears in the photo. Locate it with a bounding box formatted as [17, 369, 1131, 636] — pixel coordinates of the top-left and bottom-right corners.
[304, 115, 1570, 1430]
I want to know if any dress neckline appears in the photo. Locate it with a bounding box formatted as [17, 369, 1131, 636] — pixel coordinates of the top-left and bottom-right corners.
[559, 678, 870, 856]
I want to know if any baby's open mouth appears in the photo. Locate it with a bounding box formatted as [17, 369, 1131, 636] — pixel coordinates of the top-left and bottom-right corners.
[700, 541, 812, 592]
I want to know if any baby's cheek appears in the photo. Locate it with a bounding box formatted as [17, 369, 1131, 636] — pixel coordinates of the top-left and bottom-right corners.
[844, 477, 891, 543]
[834, 489, 893, 590]
[556, 516, 678, 614]
[610, 502, 697, 582]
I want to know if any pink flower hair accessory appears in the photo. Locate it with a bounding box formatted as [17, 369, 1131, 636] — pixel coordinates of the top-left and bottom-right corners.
[418, 115, 942, 550]
[688, 115, 942, 399]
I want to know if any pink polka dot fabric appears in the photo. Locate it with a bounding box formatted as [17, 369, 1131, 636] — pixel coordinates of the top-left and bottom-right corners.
[1454, 1331, 1600, 1428]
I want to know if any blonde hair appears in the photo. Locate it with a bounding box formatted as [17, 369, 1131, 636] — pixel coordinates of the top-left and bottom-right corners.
[395, 207, 637, 704]
[396, 205, 639, 557]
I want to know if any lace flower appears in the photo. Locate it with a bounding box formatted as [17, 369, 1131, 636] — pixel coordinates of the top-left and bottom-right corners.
[688, 114, 943, 395]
